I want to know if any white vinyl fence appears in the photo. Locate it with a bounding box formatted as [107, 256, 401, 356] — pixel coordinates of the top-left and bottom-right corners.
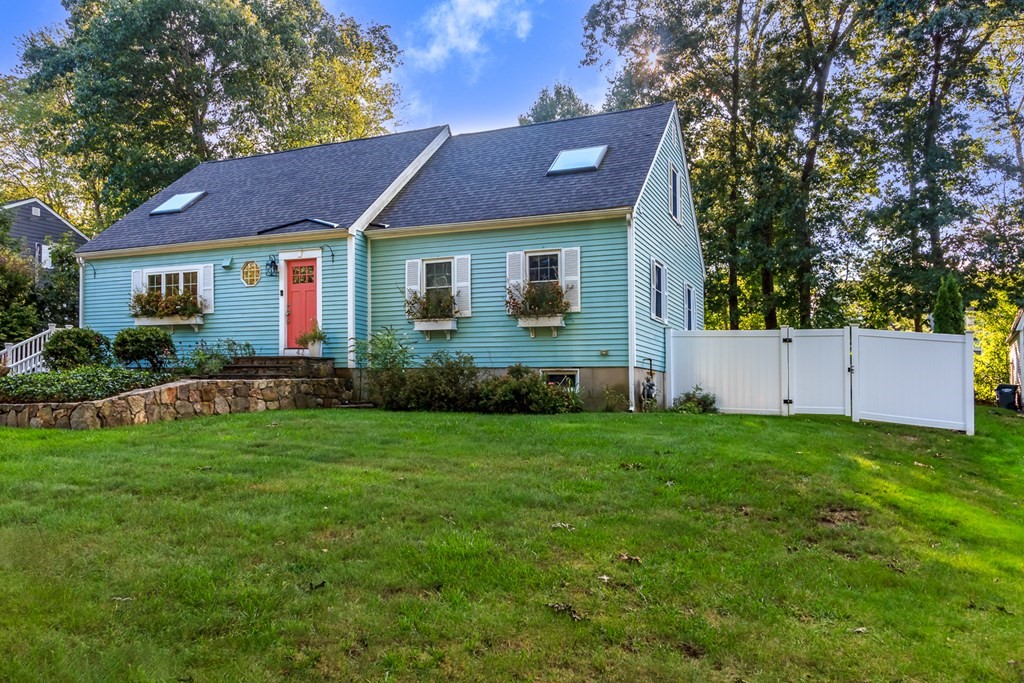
[666, 326, 974, 434]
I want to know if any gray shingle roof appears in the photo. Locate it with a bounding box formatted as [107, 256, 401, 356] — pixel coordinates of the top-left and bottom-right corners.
[78, 126, 448, 254]
[373, 102, 676, 230]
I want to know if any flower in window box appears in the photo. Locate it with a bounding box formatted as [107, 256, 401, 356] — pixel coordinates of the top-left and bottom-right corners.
[405, 289, 460, 320]
[505, 281, 572, 319]
[130, 291, 204, 318]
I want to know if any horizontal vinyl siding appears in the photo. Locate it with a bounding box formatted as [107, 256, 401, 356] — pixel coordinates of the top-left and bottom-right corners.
[368, 219, 629, 368]
[355, 233, 369, 342]
[82, 237, 350, 358]
[633, 115, 706, 371]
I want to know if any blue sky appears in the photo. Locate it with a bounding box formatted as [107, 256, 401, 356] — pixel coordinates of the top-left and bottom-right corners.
[0, 0, 613, 134]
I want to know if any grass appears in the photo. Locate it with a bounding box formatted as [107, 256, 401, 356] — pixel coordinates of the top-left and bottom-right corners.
[0, 408, 1022, 682]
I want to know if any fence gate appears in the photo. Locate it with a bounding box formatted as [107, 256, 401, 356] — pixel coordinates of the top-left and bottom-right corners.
[666, 326, 973, 434]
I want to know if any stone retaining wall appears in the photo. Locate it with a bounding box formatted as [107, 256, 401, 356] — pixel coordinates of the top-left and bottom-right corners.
[0, 378, 353, 430]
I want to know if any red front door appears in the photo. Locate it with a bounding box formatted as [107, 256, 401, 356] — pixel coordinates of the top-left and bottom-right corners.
[286, 258, 317, 348]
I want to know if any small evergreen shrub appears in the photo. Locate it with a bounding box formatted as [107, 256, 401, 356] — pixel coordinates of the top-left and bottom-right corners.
[932, 276, 965, 335]
[113, 327, 176, 371]
[399, 351, 480, 411]
[42, 328, 111, 370]
[478, 364, 583, 414]
[671, 385, 718, 414]
[0, 366, 172, 403]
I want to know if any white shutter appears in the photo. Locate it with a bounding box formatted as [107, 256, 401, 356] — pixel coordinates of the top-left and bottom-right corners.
[506, 251, 524, 290]
[131, 269, 143, 294]
[405, 259, 421, 319]
[454, 255, 472, 318]
[561, 247, 581, 312]
[201, 264, 215, 313]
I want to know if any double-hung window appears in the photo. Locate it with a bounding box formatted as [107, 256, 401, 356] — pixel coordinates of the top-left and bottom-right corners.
[528, 252, 560, 286]
[506, 248, 582, 313]
[652, 260, 667, 323]
[133, 264, 214, 313]
[405, 255, 472, 318]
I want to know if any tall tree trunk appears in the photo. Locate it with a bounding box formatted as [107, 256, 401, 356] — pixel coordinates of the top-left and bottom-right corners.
[760, 214, 778, 329]
[795, 55, 833, 327]
[921, 33, 947, 271]
[727, 0, 745, 330]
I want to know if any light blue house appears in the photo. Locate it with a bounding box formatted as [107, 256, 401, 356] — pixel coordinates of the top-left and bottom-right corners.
[77, 103, 704, 409]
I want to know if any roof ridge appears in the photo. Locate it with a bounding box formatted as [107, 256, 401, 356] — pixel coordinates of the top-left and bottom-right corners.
[452, 101, 676, 138]
[204, 125, 449, 166]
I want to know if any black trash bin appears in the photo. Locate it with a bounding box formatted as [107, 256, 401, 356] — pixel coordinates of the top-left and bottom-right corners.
[995, 384, 1019, 410]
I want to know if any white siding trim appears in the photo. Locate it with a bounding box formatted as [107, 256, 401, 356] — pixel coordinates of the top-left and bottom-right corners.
[627, 212, 637, 412]
[347, 234, 356, 367]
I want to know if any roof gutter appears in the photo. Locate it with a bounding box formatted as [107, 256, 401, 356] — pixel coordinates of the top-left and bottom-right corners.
[364, 207, 632, 240]
[76, 227, 351, 260]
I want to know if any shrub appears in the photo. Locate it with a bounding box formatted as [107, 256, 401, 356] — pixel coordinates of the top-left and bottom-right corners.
[42, 327, 111, 370]
[478, 364, 583, 414]
[177, 338, 255, 376]
[113, 327, 176, 371]
[35, 234, 81, 327]
[0, 248, 39, 345]
[130, 291, 204, 318]
[353, 327, 415, 408]
[932, 276, 965, 334]
[505, 281, 571, 318]
[671, 385, 717, 414]
[399, 351, 480, 411]
[0, 366, 172, 403]
[405, 289, 459, 320]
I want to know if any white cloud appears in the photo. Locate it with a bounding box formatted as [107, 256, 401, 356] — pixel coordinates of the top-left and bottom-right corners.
[408, 0, 533, 72]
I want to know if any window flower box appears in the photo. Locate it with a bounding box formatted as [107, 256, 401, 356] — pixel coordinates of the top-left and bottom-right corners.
[517, 314, 565, 338]
[414, 318, 458, 340]
[134, 314, 204, 332]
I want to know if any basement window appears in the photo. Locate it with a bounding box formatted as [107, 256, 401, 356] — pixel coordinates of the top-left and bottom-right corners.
[542, 369, 580, 390]
[547, 145, 608, 175]
[151, 191, 206, 215]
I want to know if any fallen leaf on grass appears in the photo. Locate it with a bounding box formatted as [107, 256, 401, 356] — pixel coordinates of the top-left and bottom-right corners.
[112, 596, 133, 602]
[914, 461, 935, 470]
[545, 602, 585, 621]
[619, 462, 645, 471]
[617, 553, 642, 564]
[852, 627, 868, 634]
[550, 522, 575, 531]
[597, 575, 611, 583]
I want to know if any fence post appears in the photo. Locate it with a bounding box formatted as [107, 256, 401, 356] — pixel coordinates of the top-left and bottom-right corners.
[664, 327, 675, 408]
[844, 326, 853, 417]
[964, 332, 975, 436]
[850, 325, 860, 423]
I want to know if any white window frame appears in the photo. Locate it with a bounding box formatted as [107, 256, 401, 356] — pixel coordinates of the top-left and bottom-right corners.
[406, 255, 472, 318]
[423, 257, 455, 298]
[540, 368, 580, 391]
[38, 243, 53, 269]
[651, 259, 668, 324]
[685, 282, 695, 330]
[133, 263, 214, 314]
[525, 250, 561, 285]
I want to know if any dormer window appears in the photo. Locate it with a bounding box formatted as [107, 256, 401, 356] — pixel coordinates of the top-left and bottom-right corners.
[547, 145, 608, 175]
[150, 191, 206, 215]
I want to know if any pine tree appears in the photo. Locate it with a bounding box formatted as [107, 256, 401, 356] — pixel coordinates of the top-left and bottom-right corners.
[932, 277, 965, 334]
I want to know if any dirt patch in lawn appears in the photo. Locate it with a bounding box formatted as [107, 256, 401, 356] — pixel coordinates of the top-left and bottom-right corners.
[818, 505, 867, 527]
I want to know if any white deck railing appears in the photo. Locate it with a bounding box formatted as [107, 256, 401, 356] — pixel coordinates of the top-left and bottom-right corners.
[2, 324, 71, 376]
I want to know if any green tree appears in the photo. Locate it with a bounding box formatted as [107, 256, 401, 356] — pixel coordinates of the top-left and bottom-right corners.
[519, 82, 596, 125]
[20, 0, 399, 225]
[932, 276, 965, 334]
[0, 248, 40, 345]
[972, 291, 1017, 400]
[34, 234, 81, 328]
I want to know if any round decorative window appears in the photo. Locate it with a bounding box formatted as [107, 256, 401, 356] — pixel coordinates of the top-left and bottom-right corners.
[241, 260, 261, 287]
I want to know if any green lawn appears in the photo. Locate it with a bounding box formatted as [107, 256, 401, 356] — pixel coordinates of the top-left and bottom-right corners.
[1, 408, 1022, 682]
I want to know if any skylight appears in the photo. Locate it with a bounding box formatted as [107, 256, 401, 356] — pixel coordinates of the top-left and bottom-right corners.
[150, 191, 206, 215]
[547, 145, 608, 176]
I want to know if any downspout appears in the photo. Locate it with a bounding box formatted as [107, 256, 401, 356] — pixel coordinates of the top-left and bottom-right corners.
[77, 256, 84, 328]
[347, 227, 357, 368]
[627, 211, 637, 412]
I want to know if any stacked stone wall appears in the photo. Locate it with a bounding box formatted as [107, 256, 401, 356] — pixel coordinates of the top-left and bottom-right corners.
[0, 378, 353, 430]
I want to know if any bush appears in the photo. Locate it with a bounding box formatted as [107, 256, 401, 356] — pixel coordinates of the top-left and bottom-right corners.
[478, 364, 583, 414]
[42, 328, 111, 370]
[399, 351, 480, 411]
[0, 365, 172, 403]
[353, 327, 415, 408]
[0, 248, 39, 345]
[113, 327, 176, 371]
[671, 385, 717, 414]
[177, 338, 256, 376]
